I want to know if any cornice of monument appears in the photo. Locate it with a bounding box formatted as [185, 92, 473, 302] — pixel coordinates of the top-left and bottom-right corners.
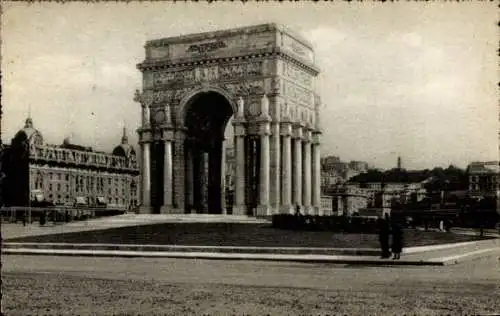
[137, 48, 320, 76]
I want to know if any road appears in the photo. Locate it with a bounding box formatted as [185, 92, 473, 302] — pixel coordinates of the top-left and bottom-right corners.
[3, 255, 500, 315]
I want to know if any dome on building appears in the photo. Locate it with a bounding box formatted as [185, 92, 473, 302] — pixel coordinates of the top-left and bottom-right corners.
[112, 127, 136, 158]
[14, 117, 44, 146]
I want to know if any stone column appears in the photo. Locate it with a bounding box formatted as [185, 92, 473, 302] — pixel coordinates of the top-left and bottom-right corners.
[256, 94, 272, 216]
[257, 128, 271, 216]
[207, 142, 223, 214]
[232, 97, 247, 216]
[221, 140, 227, 215]
[293, 124, 303, 209]
[270, 102, 281, 215]
[139, 142, 151, 213]
[160, 140, 173, 213]
[303, 130, 312, 214]
[142, 104, 150, 127]
[312, 131, 322, 215]
[192, 147, 203, 213]
[185, 143, 195, 214]
[280, 119, 293, 214]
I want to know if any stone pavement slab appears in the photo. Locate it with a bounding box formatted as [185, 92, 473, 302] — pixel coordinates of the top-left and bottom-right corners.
[4, 246, 499, 266]
[3, 238, 499, 266]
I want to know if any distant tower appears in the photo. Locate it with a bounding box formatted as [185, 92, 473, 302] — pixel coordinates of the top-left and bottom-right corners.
[121, 125, 128, 145]
[397, 156, 402, 170]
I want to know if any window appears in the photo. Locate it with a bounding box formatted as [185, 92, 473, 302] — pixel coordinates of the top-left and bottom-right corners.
[57, 183, 61, 191]
[66, 175, 69, 181]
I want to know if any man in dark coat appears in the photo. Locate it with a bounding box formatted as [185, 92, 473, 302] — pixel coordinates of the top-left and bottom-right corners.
[377, 216, 391, 259]
[391, 219, 404, 260]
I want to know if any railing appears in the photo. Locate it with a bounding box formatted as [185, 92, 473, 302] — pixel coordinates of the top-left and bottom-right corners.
[29, 145, 139, 171]
[0, 206, 127, 224]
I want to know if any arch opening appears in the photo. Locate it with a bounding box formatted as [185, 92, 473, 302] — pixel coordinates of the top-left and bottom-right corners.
[183, 91, 234, 214]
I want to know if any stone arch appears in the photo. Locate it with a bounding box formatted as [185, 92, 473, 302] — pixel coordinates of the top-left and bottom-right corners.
[176, 85, 238, 128]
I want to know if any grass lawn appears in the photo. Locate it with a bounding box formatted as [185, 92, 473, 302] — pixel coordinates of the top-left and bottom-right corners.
[5, 223, 492, 248]
[3, 272, 499, 316]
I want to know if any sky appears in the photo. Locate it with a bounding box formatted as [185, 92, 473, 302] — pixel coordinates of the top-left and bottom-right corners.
[1, 2, 498, 170]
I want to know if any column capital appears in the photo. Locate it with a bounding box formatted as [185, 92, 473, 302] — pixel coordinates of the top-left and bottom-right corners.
[232, 117, 247, 125]
[303, 129, 312, 143]
[312, 132, 321, 145]
[137, 129, 153, 144]
[280, 122, 293, 136]
[292, 124, 304, 139]
[256, 115, 272, 124]
[233, 124, 247, 137]
[258, 121, 271, 136]
[161, 129, 175, 141]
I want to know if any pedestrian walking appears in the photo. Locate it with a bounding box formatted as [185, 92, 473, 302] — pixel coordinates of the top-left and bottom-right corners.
[391, 219, 404, 260]
[294, 204, 302, 230]
[377, 216, 390, 259]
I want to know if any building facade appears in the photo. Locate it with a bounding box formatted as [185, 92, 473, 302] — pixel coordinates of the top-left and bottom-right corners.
[135, 23, 322, 216]
[1, 117, 140, 209]
[467, 161, 499, 200]
[321, 156, 369, 189]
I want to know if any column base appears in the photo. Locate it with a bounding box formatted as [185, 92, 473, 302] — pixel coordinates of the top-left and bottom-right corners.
[139, 206, 153, 214]
[256, 204, 272, 217]
[303, 205, 314, 215]
[160, 206, 184, 214]
[280, 205, 295, 215]
[314, 206, 322, 216]
[232, 204, 247, 216]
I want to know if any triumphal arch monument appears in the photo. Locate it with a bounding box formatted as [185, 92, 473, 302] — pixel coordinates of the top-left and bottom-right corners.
[134, 23, 322, 216]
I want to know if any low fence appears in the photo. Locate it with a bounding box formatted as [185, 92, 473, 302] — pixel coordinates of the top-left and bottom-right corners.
[272, 214, 382, 233]
[272, 212, 500, 233]
[1, 206, 127, 224]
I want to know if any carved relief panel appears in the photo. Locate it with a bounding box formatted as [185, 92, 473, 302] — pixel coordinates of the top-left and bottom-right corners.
[145, 61, 266, 89]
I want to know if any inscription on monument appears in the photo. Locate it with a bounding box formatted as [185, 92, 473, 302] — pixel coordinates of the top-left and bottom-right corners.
[187, 41, 227, 54]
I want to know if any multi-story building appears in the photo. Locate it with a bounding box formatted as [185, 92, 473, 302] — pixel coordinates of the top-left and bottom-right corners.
[321, 155, 369, 188]
[345, 181, 427, 212]
[1, 117, 140, 210]
[467, 161, 499, 200]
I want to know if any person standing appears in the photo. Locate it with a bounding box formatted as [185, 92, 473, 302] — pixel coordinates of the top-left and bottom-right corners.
[377, 216, 390, 259]
[391, 219, 404, 260]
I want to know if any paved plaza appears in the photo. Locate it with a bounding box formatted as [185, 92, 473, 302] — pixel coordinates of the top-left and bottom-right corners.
[3, 254, 500, 315]
[2, 215, 499, 266]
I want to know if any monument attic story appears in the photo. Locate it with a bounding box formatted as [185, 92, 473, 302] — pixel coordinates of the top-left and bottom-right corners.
[144, 23, 314, 51]
[138, 23, 319, 74]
